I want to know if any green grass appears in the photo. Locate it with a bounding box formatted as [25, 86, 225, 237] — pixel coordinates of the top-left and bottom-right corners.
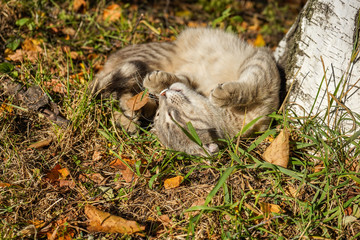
[0, 0, 359, 239]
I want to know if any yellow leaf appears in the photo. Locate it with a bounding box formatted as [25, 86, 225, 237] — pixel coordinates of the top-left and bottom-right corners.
[58, 168, 70, 179]
[164, 176, 184, 189]
[103, 3, 122, 22]
[0, 102, 13, 116]
[262, 128, 289, 168]
[253, 34, 265, 47]
[22, 38, 42, 52]
[126, 91, 149, 111]
[73, 0, 87, 13]
[259, 202, 283, 216]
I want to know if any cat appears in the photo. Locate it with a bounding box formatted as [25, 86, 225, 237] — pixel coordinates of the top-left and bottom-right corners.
[90, 28, 280, 156]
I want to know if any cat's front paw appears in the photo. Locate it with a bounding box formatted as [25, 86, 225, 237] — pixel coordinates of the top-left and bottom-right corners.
[210, 82, 239, 107]
[143, 70, 176, 94]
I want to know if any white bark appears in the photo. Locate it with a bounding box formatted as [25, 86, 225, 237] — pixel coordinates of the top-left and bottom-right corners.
[275, 0, 360, 133]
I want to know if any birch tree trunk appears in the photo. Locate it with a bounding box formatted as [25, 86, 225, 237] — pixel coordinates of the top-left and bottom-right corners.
[275, 0, 360, 133]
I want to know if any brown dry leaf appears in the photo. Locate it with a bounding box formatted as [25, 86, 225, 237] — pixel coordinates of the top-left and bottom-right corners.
[314, 163, 325, 173]
[28, 137, 53, 149]
[44, 79, 66, 94]
[73, 0, 86, 13]
[102, 3, 122, 22]
[8, 49, 38, 63]
[44, 164, 62, 183]
[110, 158, 129, 170]
[59, 179, 76, 188]
[259, 202, 283, 218]
[285, 185, 299, 198]
[69, 51, 79, 59]
[110, 158, 137, 183]
[126, 91, 149, 111]
[164, 176, 184, 190]
[46, 218, 75, 240]
[62, 27, 76, 36]
[262, 128, 289, 168]
[92, 151, 103, 161]
[8, 38, 42, 62]
[85, 205, 145, 234]
[87, 173, 105, 184]
[158, 215, 172, 226]
[121, 167, 136, 183]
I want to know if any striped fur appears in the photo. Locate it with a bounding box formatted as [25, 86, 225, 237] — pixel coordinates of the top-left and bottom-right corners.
[90, 28, 280, 155]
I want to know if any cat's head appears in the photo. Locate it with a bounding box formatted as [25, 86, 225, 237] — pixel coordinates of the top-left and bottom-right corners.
[152, 83, 223, 156]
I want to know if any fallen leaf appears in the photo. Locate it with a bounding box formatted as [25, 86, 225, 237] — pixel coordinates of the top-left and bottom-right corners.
[102, 3, 122, 22]
[44, 164, 70, 183]
[126, 91, 149, 111]
[58, 167, 70, 179]
[0, 101, 13, 116]
[59, 179, 76, 188]
[85, 205, 145, 234]
[8, 49, 39, 63]
[285, 185, 299, 198]
[73, 0, 86, 13]
[262, 128, 289, 168]
[92, 151, 103, 161]
[43, 79, 66, 94]
[22, 38, 42, 52]
[253, 34, 266, 47]
[164, 176, 184, 189]
[158, 215, 172, 226]
[0, 182, 11, 188]
[79, 173, 105, 184]
[46, 218, 75, 240]
[69, 51, 79, 59]
[110, 158, 130, 170]
[62, 27, 76, 36]
[314, 163, 324, 173]
[121, 166, 136, 183]
[110, 158, 137, 183]
[28, 137, 53, 149]
[259, 202, 283, 218]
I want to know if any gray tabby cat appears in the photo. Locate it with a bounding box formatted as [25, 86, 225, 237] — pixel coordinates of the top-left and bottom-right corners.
[90, 28, 280, 156]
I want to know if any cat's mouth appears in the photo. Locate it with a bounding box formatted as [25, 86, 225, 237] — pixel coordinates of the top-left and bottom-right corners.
[159, 87, 183, 98]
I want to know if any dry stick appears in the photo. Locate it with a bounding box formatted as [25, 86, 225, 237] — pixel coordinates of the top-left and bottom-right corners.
[342, 77, 360, 99]
[129, 13, 144, 44]
[320, 56, 331, 134]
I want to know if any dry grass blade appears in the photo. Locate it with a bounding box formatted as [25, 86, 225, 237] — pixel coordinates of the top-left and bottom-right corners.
[28, 137, 53, 149]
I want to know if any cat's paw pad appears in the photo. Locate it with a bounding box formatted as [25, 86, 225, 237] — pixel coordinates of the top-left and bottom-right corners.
[144, 71, 174, 94]
[210, 83, 235, 107]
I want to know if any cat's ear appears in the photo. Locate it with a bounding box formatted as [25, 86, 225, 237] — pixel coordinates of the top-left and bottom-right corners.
[203, 143, 219, 155]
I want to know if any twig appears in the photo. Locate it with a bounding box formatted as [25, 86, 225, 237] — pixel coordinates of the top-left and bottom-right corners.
[129, 13, 144, 44]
